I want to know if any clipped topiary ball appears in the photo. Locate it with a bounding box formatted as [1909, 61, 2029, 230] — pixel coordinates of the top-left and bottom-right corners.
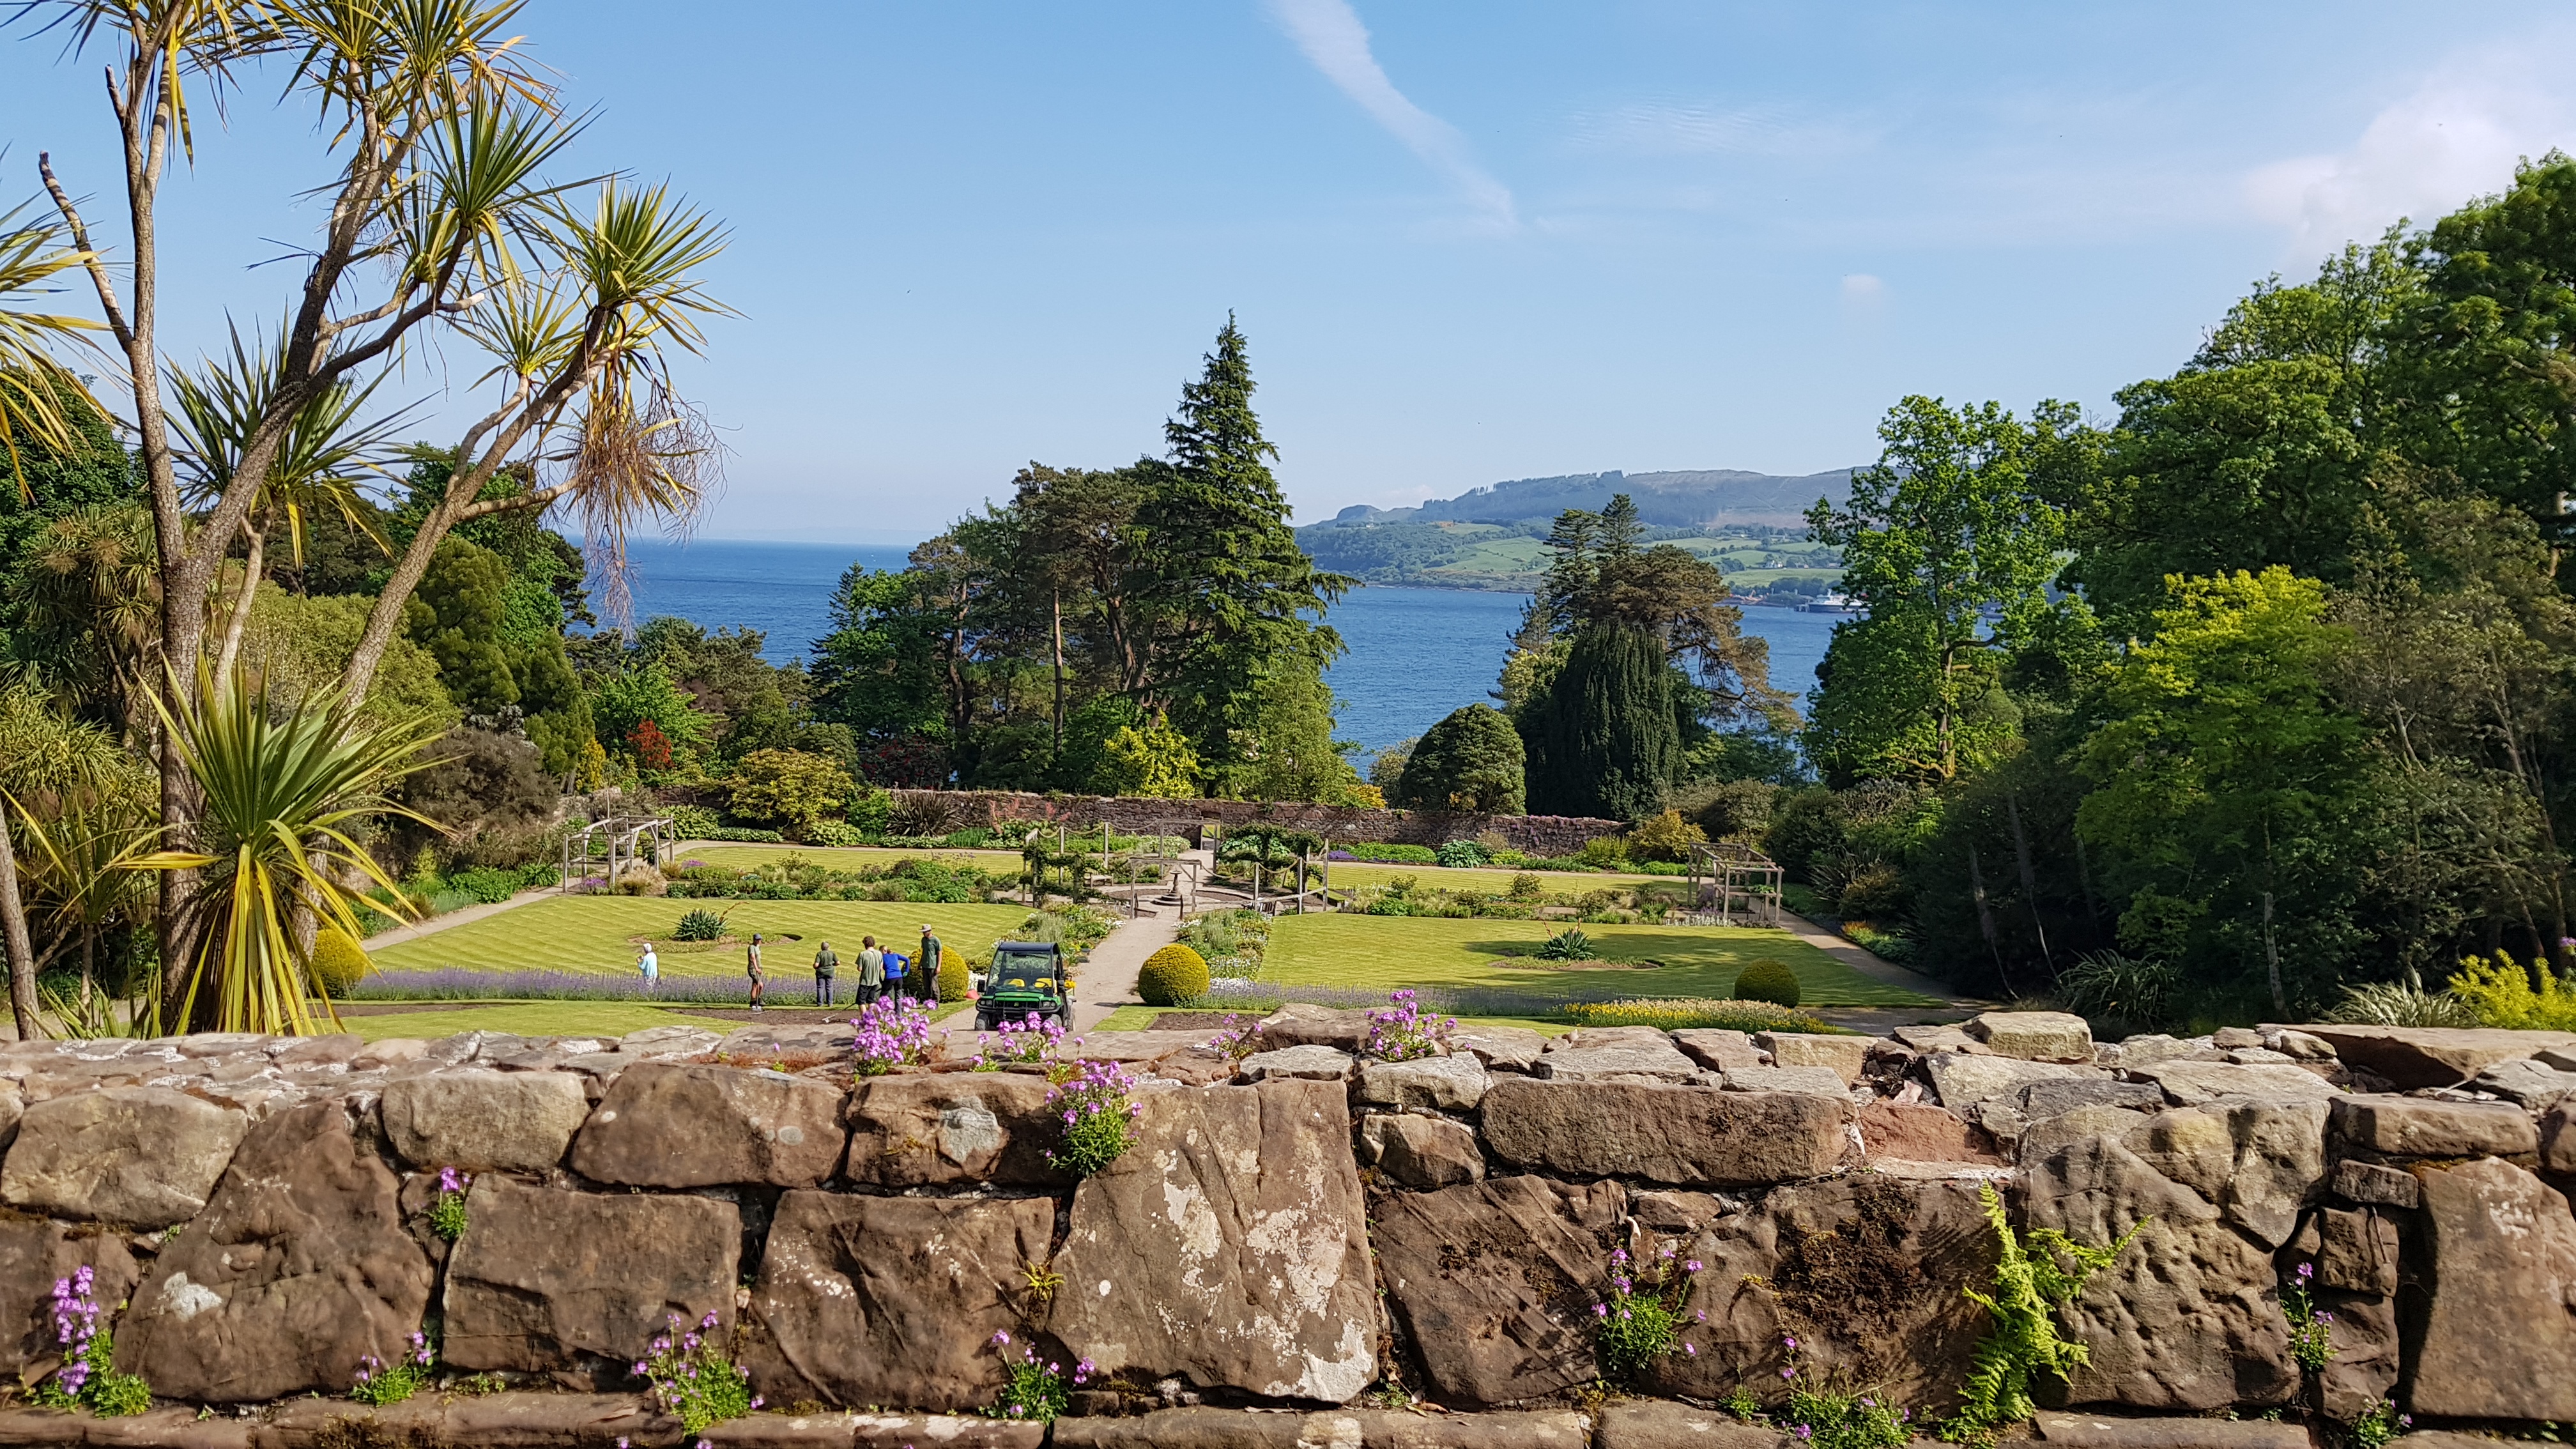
[937, 953, 972, 1003]
[309, 926, 372, 997]
[1733, 956, 1802, 1008]
[1137, 942, 1211, 1006]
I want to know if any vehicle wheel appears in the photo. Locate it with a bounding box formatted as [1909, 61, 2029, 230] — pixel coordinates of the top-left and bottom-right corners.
[975, 1013, 995, 1032]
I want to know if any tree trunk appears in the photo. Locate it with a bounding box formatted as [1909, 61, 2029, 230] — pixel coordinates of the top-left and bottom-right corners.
[2005, 786, 2054, 974]
[1968, 841, 2012, 995]
[0, 802, 42, 1041]
[2262, 889, 2287, 1017]
[211, 519, 266, 686]
[1051, 587, 1066, 756]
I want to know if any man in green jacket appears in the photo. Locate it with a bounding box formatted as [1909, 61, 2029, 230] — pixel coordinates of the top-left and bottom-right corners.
[917, 925, 943, 1002]
[812, 940, 839, 1008]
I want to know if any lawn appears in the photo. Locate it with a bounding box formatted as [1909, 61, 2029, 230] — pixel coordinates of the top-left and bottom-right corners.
[1094, 1004, 1571, 1035]
[328, 1002, 749, 1042]
[1258, 914, 1938, 1008]
[366, 896, 1033, 977]
[677, 845, 1029, 875]
[1321, 861, 1678, 894]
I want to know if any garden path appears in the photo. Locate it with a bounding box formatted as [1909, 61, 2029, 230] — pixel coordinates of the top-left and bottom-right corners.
[1071, 900, 1182, 1036]
[1779, 909, 1979, 1006]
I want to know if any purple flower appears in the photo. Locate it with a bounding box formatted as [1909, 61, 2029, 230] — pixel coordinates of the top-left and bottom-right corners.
[1684, 1343, 1697, 1356]
[1593, 1303, 1608, 1317]
[1685, 1260, 1702, 1273]
[2296, 1261, 2314, 1280]
[994, 1331, 1011, 1345]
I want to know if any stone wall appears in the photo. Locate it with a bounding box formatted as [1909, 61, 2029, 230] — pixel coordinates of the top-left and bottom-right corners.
[886, 787, 1624, 855]
[0, 1012, 2569, 1446]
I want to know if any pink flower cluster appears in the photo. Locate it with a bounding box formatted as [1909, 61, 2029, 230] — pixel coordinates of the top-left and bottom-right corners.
[977, 1012, 1073, 1068]
[1045, 1058, 1142, 1126]
[850, 997, 941, 1075]
[1202, 1013, 1267, 1062]
[48, 1266, 100, 1398]
[1364, 988, 1458, 1061]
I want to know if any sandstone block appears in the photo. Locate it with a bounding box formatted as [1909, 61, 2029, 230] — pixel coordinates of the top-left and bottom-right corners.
[2015, 1078, 2166, 1122]
[1047, 1079, 1376, 1402]
[2410, 1156, 2576, 1420]
[742, 1192, 1052, 1411]
[571, 1062, 845, 1188]
[379, 1068, 590, 1174]
[0, 1218, 139, 1378]
[1753, 1032, 1871, 1084]
[1053, 1407, 1593, 1449]
[2034, 1414, 2307, 1448]
[842, 1072, 1070, 1187]
[2126, 1098, 2329, 1248]
[1, 1086, 245, 1228]
[255, 1397, 448, 1448]
[2330, 1094, 2538, 1157]
[1921, 1053, 2083, 1116]
[438, 1391, 677, 1446]
[2131, 1060, 2339, 1106]
[2331, 1158, 2420, 1208]
[1530, 1044, 1699, 1083]
[2547, 1100, 2576, 1174]
[1356, 1053, 1489, 1110]
[1370, 1175, 1623, 1404]
[2318, 1208, 2398, 1295]
[2472, 1056, 2576, 1107]
[1721, 1066, 1848, 1097]
[116, 1101, 434, 1402]
[1550, 1025, 1677, 1051]
[1598, 1401, 1790, 1449]
[442, 1177, 740, 1384]
[1965, 1010, 2094, 1062]
[1239, 1044, 1355, 1081]
[2316, 1288, 2400, 1423]
[1671, 1029, 1763, 1073]
[701, 1414, 1045, 1448]
[1360, 1112, 1485, 1188]
[1648, 1176, 1997, 1409]
[1859, 1101, 2003, 1165]
[2292, 1024, 2576, 1089]
[1452, 1025, 1545, 1072]
[1481, 1079, 1850, 1186]
[1256, 1004, 1376, 1052]
[2023, 1119, 2298, 1409]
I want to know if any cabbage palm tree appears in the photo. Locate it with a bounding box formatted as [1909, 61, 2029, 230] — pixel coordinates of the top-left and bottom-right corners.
[134, 668, 440, 1034]
[0, 199, 106, 494]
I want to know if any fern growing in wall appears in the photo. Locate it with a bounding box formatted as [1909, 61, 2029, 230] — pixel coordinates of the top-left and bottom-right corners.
[1947, 1183, 2145, 1443]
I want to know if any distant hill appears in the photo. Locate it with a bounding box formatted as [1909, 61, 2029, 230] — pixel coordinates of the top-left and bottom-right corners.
[1300, 468, 1856, 591]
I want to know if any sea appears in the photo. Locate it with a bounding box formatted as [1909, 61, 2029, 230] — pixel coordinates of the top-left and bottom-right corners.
[598, 537, 1841, 758]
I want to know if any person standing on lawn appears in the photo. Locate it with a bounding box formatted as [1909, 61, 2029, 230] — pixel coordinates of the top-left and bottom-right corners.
[813, 939, 839, 1007]
[638, 942, 659, 987]
[917, 925, 943, 1002]
[857, 935, 885, 1007]
[746, 932, 766, 1011]
[882, 944, 908, 1002]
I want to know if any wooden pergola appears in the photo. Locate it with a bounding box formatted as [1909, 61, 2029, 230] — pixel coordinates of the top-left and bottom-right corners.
[562, 815, 677, 894]
[1686, 841, 1785, 927]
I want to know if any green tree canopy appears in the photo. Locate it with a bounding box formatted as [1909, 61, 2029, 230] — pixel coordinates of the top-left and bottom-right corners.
[1395, 704, 1526, 814]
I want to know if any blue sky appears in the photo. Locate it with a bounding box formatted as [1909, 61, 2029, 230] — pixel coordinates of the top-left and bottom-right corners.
[10, 1, 2576, 542]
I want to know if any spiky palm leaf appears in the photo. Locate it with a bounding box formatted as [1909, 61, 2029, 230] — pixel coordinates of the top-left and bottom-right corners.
[0, 199, 109, 497]
[130, 667, 443, 1034]
[169, 319, 409, 566]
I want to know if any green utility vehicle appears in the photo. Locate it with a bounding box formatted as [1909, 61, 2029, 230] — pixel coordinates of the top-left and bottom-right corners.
[974, 940, 1071, 1032]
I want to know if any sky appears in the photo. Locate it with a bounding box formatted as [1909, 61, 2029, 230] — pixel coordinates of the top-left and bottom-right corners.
[10, 1, 2576, 542]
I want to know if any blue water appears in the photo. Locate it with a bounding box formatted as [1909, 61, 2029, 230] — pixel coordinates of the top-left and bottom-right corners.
[595, 538, 1840, 756]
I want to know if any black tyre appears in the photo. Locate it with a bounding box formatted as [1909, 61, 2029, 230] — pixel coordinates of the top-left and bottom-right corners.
[975, 1013, 996, 1032]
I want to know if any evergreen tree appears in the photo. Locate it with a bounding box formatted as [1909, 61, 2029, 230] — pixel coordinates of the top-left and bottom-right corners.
[1137, 318, 1353, 779]
[1396, 704, 1527, 813]
[1527, 622, 1678, 820]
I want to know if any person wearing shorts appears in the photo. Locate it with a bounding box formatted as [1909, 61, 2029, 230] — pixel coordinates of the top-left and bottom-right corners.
[858, 935, 884, 1007]
[746, 932, 765, 1011]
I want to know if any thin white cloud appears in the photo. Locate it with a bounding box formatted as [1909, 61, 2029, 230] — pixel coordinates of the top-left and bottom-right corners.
[1263, 0, 1517, 228]
[2244, 40, 2576, 257]
[1567, 100, 1879, 160]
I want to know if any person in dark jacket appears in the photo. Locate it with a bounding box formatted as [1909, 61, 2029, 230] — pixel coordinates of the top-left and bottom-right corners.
[917, 925, 944, 1002]
[813, 940, 839, 1007]
[857, 935, 885, 1007]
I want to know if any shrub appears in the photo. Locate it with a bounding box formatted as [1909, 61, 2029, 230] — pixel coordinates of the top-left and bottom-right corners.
[1577, 834, 1630, 868]
[985, 1330, 1094, 1422]
[674, 908, 728, 942]
[730, 747, 857, 838]
[1508, 871, 1544, 902]
[852, 997, 939, 1075]
[1625, 808, 1708, 863]
[847, 785, 894, 836]
[1436, 839, 1487, 869]
[1836, 861, 1909, 919]
[1733, 957, 1803, 1008]
[937, 952, 972, 1002]
[2446, 952, 2576, 1029]
[1346, 842, 1437, 864]
[308, 926, 372, 997]
[1137, 943, 1211, 1006]
[2325, 977, 2479, 1028]
[806, 818, 864, 848]
[351, 1333, 436, 1406]
[2056, 950, 2184, 1034]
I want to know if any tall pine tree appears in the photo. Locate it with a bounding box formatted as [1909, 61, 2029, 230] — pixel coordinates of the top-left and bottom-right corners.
[1528, 620, 1679, 819]
[1137, 318, 1353, 786]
